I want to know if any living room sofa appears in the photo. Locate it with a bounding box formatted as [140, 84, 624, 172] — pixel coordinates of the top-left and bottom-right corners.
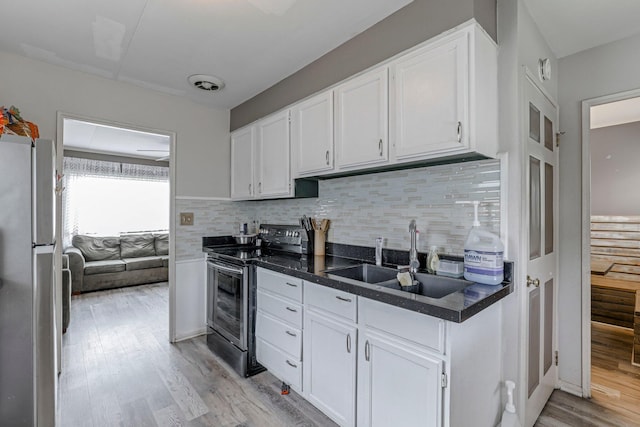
[65, 233, 169, 294]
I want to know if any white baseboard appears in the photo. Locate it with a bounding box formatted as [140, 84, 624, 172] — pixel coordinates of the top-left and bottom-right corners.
[558, 380, 583, 397]
[174, 328, 208, 342]
[175, 195, 231, 201]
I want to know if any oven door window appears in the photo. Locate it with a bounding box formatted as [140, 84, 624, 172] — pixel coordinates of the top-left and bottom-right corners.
[213, 267, 246, 349]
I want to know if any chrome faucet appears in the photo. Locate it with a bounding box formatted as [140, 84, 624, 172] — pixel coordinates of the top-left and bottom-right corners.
[409, 220, 419, 274]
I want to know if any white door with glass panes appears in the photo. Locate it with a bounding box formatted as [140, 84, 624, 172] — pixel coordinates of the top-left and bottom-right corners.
[256, 110, 291, 198]
[335, 67, 389, 169]
[230, 126, 255, 200]
[391, 31, 468, 160]
[523, 72, 559, 427]
[292, 91, 334, 176]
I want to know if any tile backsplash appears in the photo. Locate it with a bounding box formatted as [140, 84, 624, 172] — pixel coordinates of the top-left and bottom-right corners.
[176, 159, 501, 261]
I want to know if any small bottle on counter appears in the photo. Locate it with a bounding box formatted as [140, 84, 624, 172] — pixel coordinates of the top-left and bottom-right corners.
[427, 245, 439, 274]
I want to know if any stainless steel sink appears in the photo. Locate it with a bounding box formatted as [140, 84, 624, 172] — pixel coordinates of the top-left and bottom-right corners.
[325, 264, 471, 299]
[378, 273, 471, 298]
[324, 264, 399, 284]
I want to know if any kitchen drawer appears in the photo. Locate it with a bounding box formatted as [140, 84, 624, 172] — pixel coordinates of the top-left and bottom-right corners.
[256, 338, 302, 391]
[257, 267, 303, 302]
[304, 281, 357, 323]
[257, 289, 303, 328]
[358, 297, 445, 354]
[256, 311, 302, 359]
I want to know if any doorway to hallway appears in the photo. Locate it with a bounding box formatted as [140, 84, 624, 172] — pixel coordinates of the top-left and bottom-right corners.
[583, 93, 640, 421]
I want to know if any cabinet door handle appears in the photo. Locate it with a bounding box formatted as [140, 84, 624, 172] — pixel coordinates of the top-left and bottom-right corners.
[365, 340, 370, 361]
[285, 330, 297, 337]
[335, 295, 352, 303]
[285, 306, 297, 313]
[347, 334, 351, 353]
[286, 282, 298, 288]
[286, 360, 297, 368]
[378, 139, 383, 156]
[457, 121, 462, 143]
[326, 150, 330, 165]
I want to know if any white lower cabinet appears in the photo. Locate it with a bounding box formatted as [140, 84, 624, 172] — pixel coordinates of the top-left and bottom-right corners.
[255, 268, 303, 393]
[303, 283, 357, 427]
[357, 329, 443, 427]
[256, 268, 502, 427]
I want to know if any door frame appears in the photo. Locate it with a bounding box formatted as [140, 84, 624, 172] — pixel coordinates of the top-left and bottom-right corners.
[55, 112, 178, 342]
[580, 87, 640, 398]
[520, 67, 560, 426]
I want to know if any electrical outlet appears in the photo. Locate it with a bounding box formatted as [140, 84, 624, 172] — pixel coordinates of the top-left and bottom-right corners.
[180, 212, 194, 226]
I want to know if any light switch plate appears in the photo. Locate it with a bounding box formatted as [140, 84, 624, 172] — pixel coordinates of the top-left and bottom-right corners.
[180, 212, 194, 226]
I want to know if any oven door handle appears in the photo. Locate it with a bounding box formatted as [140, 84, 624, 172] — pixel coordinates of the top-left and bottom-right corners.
[207, 260, 244, 275]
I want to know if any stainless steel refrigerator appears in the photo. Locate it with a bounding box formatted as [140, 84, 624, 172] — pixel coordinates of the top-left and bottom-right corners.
[0, 134, 56, 426]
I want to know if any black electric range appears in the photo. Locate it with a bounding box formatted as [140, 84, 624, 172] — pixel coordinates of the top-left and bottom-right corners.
[202, 224, 308, 378]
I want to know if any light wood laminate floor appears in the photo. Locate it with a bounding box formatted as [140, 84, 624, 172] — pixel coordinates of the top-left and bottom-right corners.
[590, 322, 640, 422]
[536, 321, 640, 426]
[60, 283, 640, 426]
[58, 283, 336, 427]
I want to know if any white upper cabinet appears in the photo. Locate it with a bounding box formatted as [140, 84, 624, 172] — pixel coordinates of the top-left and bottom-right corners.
[236, 21, 497, 185]
[292, 91, 334, 177]
[335, 67, 389, 170]
[390, 24, 497, 162]
[230, 126, 255, 200]
[256, 110, 292, 198]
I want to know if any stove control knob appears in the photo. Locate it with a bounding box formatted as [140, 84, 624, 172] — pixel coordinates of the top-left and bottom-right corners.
[294, 231, 299, 237]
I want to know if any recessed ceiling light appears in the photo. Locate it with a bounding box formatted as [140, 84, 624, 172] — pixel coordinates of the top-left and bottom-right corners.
[188, 74, 225, 92]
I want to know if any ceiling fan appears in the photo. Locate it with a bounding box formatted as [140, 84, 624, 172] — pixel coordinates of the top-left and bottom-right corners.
[136, 149, 170, 161]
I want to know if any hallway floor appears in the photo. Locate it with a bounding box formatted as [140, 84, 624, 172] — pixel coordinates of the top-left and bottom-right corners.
[590, 321, 640, 422]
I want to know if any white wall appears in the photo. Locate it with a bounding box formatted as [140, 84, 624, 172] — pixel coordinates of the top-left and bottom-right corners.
[591, 121, 640, 215]
[0, 51, 230, 198]
[558, 31, 640, 390]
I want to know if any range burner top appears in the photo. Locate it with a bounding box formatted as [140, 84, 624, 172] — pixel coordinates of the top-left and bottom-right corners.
[203, 223, 309, 264]
[207, 246, 262, 260]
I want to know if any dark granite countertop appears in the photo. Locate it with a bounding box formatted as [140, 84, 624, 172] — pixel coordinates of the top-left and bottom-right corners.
[253, 253, 513, 323]
[203, 239, 513, 323]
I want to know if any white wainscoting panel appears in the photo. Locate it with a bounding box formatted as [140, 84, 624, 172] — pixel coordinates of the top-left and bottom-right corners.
[174, 257, 207, 341]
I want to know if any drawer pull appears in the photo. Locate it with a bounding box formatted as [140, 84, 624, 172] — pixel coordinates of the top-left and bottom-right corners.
[378, 139, 383, 156]
[347, 334, 351, 353]
[286, 282, 298, 288]
[285, 306, 298, 313]
[365, 340, 370, 361]
[286, 360, 298, 368]
[336, 295, 352, 303]
[285, 330, 297, 337]
[457, 121, 462, 143]
[326, 150, 330, 165]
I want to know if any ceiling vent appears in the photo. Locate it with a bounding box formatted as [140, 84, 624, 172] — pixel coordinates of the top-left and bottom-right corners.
[188, 74, 225, 92]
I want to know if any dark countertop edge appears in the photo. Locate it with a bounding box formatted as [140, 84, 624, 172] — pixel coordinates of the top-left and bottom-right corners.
[252, 257, 513, 323]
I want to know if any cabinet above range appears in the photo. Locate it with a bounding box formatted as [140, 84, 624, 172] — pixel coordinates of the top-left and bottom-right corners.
[230, 20, 497, 199]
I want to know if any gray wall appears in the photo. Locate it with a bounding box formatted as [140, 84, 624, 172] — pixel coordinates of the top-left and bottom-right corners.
[230, 0, 496, 130]
[590, 121, 640, 216]
[558, 31, 640, 390]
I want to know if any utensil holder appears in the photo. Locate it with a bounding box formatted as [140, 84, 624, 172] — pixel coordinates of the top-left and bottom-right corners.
[313, 255, 325, 274]
[314, 229, 326, 256]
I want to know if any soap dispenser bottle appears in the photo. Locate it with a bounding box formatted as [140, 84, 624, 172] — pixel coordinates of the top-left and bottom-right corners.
[459, 201, 504, 285]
